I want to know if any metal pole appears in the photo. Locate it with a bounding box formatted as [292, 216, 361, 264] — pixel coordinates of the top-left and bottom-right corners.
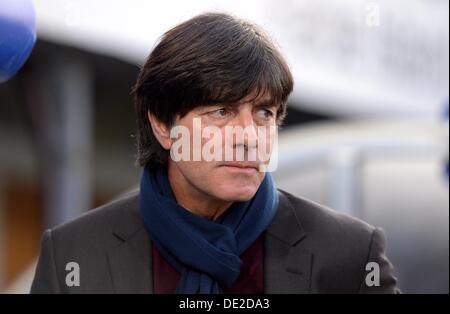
[39, 56, 94, 228]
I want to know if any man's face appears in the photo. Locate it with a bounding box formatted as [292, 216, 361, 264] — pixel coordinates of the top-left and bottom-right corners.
[168, 92, 279, 202]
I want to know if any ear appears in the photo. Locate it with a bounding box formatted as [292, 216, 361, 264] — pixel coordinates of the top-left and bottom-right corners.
[148, 111, 172, 150]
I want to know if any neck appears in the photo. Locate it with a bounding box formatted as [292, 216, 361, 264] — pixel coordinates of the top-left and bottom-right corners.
[167, 161, 233, 221]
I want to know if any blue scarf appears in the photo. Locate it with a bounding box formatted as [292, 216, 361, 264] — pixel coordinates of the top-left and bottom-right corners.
[139, 164, 279, 294]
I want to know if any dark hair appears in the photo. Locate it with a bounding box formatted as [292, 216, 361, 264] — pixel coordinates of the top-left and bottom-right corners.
[132, 12, 294, 168]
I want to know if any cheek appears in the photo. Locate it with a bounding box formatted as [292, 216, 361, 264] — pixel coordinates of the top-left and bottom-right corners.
[258, 126, 277, 160]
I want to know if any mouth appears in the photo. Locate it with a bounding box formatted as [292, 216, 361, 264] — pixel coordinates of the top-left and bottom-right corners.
[219, 162, 260, 173]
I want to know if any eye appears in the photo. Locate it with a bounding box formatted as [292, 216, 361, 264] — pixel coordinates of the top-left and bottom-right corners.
[257, 109, 275, 120]
[209, 108, 230, 118]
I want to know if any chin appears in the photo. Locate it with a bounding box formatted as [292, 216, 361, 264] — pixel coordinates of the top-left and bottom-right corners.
[214, 184, 259, 202]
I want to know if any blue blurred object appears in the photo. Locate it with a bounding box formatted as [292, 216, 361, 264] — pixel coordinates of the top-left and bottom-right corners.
[0, 0, 36, 83]
[443, 100, 449, 180]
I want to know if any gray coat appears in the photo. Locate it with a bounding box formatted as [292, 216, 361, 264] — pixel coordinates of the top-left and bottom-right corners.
[30, 189, 399, 294]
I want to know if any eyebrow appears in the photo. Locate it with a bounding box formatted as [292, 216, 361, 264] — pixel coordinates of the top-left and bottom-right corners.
[252, 98, 279, 109]
[198, 98, 278, 112]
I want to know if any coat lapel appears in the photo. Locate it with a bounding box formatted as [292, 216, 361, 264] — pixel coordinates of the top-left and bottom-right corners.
[264, 190, 313, 293]
[106, 194, 153, 294]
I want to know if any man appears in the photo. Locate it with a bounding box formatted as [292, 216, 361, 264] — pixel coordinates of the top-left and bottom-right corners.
[31, 13, 399, 294]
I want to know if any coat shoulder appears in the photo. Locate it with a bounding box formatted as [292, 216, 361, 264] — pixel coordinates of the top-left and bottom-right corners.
[276, 189, 376, 292]
[278, 188, 375, 242]
[49, 189, 141, 254]
[32, 190, 143, 293]
[276, 189, 399, 293]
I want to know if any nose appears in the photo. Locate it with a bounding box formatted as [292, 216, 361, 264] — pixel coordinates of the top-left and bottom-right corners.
[232, 108, 258, 149]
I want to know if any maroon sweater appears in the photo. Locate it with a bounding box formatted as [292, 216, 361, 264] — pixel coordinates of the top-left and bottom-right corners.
[152, 235, 264, 294]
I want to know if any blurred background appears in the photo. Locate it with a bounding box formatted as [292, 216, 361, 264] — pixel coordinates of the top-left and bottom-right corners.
[0, 0, 448, 293]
